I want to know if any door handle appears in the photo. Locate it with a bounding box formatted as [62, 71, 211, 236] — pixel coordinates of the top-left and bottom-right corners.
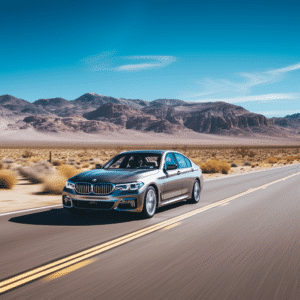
[177, 170, 181, 175]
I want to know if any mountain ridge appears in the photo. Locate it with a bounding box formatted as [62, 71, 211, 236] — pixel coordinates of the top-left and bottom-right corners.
[0, 93, 298, 137]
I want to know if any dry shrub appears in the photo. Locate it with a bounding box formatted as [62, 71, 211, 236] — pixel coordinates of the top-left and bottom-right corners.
[200, 159, 231, 174]
[82, 163, 90, 168]
[42, 173, 67, 194]
[57, 164, 79, 179]
[0, 170, 18, 189]
[191, 158, 202, 166]
[235, 147, 248, 158]
[0, 162, 3, 170]
[18, 162, 53, 184]
[267, 157, 279, 164]
[52, 160, 62, 166]
[22, 150, 33, 158]
[248, 150, 256, 158]
[285, 156, 295, 163]
[18, 167, 44, 183]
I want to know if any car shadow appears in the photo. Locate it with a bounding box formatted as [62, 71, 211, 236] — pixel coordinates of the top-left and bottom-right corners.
[9, 201, 190, 227]
[9, 208, 144, 226]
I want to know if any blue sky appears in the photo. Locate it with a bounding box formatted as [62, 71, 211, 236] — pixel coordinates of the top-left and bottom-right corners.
[1, 0, 300, 117]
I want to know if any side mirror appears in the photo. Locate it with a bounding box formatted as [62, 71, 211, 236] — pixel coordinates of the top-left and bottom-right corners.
[95, 164, 103, 169]
[166, 164, 178, 170]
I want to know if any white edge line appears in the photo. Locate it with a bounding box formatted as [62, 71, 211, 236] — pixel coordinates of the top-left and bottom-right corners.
[1, 163, 299, 217]
[0, 205, 62, 217]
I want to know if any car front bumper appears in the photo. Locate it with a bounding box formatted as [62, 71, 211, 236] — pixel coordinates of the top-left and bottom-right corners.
[62, 187, 146, 213]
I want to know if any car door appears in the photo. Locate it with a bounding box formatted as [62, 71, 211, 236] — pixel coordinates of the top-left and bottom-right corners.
[160, 152, 183, 202]
[173, 153, 194, 196]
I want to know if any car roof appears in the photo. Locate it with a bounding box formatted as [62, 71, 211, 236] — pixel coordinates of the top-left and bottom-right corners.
[120, 150, 167, 155]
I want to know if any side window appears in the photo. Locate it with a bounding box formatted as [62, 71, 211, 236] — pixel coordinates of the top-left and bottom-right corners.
[164, 153, 176, 169]
[184, 157, 192, 168]
[174, 153, 188, 169]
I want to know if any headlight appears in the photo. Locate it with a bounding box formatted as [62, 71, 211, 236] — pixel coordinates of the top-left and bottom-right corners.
[115, 182, 144, 191]
[66, 181, 75, 189]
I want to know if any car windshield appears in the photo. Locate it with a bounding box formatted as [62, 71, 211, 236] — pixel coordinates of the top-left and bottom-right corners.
[104, 153, 161, 169]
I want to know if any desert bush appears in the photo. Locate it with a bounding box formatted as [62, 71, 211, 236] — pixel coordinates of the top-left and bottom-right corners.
[267, 157, 279, 164]
[244, 161, 251, 166]
[57, 164, 79, 179]
[191, 158, 203, 167]
[235, 146, 248, 158]
[248, 150, 256, 158]
[0, 170, 18, 189]
[0, 162, 3, 170]
[42, 173, 67, 194]
[52, 160, 62, 166]
[285, 156, 295, 163]
[82, 163, 90, 168]
[18, 162, 53, 184]
[231, 163, 238, 168]
[200, 159, 231, 174]
[22, 150, 33, 158]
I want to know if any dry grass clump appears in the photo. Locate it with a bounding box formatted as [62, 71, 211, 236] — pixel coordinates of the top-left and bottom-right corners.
[18, 162, 53, 184]
[285, 156, 295, 163]
[0, 170, 18, 189]
[52, 160, 62, 166]
[191, 158, 203, 166]
[42, 173, 67, 194]
[82, 163, 90, 168]
[267, 157, 279, 164]
[200, 159, 231, 174]
[57, 164, 79, 179]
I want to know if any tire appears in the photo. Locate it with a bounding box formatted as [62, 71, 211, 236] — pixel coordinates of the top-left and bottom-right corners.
[67, 207, 86, 216]
[142, 186, 157, 218]
[189, 180, 201, 204]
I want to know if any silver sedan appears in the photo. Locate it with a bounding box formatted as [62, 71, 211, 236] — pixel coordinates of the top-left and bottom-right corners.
[62, 150, 203, 218]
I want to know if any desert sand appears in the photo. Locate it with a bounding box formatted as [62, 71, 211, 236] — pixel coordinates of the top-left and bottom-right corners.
[1, 127, 300, 147]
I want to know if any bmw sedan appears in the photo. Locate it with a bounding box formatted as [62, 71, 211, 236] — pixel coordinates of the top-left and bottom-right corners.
[62, 150, 203, 218]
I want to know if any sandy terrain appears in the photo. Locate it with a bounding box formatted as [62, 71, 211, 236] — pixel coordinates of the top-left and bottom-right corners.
[1, 127, 300, 147]
[1, 162, 298, 214]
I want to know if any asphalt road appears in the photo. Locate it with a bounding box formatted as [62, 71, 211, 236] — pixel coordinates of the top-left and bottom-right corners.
[1, 164, 300, 299]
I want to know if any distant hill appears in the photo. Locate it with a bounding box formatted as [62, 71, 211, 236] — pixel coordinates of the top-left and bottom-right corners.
[0, 93, 298, 137]
[272, 113, 300, 134]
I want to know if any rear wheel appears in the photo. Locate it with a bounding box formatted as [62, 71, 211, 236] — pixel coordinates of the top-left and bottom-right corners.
[142, 186, 157, 218]
[189, 180, 200, 204]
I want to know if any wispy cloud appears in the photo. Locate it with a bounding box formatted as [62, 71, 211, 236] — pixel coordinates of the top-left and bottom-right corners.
[80, 51, 177, 72]
[184, 62, 300, 101]
[256, 110, 298, 118]
[188, 93, 298, 104]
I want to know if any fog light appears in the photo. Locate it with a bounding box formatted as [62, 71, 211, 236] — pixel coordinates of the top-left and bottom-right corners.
[63, 196, 72, 207]
[118, 198, 136, 209]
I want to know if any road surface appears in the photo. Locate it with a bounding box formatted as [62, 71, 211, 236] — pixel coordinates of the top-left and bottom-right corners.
[1, 164, 300, 299]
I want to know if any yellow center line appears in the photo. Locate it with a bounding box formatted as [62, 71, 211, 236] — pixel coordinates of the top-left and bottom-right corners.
[160, 222, 182, 231]
[1, 170, 300, 294]
[41, 259, 97, 282]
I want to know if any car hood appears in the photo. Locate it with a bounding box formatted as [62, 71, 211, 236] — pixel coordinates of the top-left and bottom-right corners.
[70, 169, 159, 184]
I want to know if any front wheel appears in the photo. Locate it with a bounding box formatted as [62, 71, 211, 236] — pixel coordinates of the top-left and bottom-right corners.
[189, 180, 201, 204]
[142, 186, 157, 218]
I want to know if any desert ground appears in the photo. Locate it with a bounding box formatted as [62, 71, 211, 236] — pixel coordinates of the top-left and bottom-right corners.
[1, 143, 300, 214]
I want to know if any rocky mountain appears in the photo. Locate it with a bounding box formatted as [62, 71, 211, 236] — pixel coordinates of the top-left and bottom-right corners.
[272, 113, 300, 134]
[0, 93, 297, 137]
